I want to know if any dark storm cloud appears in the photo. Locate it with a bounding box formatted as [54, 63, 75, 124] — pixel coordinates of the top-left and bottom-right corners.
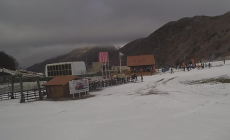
[1, 0, 230, 68]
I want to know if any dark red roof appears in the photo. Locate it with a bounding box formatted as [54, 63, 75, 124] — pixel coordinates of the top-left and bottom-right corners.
[43, 75, 80, 86]
[127, 55, 155, 67]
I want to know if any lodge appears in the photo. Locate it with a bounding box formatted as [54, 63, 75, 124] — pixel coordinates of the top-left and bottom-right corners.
[126, 55, 155, 76]
[43, 75, 81, 99]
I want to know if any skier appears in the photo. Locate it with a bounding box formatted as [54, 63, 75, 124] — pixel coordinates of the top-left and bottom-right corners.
[171, 67, 174, 74]
[208, 63, 211, 68]
[141, 75, 143, 82]
[134, 74, 137, 82]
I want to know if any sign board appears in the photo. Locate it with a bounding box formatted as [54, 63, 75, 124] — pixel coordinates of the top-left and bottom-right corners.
[69, 79, 89, 94]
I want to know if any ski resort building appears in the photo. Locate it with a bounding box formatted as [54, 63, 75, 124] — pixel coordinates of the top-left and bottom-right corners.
[43, 75, 80, 99]
[45, 61, 86, 77]
[126, 55, 155, 76]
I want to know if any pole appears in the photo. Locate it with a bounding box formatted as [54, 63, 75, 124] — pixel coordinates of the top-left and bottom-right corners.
[105, 63, 107, 79]
[37, 77, 43, 100]
[11, 77, 15, 99]
[108, 54, 110, 78]
[102, 63, 104, 79]
[119, 54, 121, 73]
[20, 75, 25, 103]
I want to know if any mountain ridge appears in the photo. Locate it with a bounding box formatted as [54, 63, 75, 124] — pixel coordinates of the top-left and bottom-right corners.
[27, 11, 230, 72]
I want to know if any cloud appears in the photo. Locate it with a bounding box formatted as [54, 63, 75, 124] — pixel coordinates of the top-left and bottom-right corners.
[1, 0, 230, 68]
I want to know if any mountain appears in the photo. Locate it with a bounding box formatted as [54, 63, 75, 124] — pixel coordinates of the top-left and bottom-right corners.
[27, 12, 230, 72]
[27, 46, 120, 73]
[119, 11, 230, 67]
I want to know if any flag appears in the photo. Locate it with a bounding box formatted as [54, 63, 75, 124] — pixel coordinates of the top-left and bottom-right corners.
[98, 52, 108, 63]
[98, 52, 104, 63]
[119, 52, 124, 56]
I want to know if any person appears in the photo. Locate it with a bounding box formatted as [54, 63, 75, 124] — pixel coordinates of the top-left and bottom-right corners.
[208, 63, 211, 68]
[141, 75, 143, 82]
[134, 74, 137, 82]
[224, 60, 225, 64]
[171, 67, 174, 74]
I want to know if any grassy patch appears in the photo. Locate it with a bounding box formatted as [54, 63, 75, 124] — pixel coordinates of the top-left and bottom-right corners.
[46, 95, 95, 101]
[187, 76, 230, 85]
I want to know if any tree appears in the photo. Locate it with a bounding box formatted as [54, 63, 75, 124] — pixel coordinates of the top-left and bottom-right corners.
[0, 51, 19, 70]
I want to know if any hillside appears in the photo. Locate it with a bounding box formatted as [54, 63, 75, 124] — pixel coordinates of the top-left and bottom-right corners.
[27, 12, 230, 72]
[119, 11, 230, 67]
[27, 46, 119, 72]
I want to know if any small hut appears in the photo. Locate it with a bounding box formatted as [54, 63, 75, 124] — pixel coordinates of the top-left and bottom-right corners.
[43, 75, 80, 99]
[126, 55, 155, 76]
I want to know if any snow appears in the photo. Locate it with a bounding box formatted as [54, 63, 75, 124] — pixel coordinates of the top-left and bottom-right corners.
[1, 60, 230, 140]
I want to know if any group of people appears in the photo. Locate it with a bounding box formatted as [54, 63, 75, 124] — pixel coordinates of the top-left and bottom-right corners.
[182, 62, 212, 71]
[161, 62, 213, 74]
[131, 66, 154, 73]
[89, 74, 143, 91]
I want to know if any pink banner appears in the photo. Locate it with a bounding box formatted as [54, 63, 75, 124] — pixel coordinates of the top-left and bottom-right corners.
[103, 52, 108, 63]
[98, 52, 103, 63]
[98, 52, 108, 63]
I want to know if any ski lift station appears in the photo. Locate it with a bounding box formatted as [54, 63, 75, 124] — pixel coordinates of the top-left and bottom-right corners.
[45, 61, 86, 77]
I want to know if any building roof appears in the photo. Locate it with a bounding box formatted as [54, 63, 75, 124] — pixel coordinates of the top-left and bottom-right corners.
[43, 75, 80, 86]
[127, 55, 155, 67]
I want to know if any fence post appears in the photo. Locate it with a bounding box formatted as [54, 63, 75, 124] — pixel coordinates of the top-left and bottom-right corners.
[11, 76, 15, 99]
[27, 90, 28, 102]
[37, 77, 43, 100]
[20, 75, 25, 103]
[34, 89, 37, 100]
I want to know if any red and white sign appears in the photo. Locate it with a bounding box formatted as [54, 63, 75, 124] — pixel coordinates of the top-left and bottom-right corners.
[69, 79, 89, 94]
[98, 52, 108, 63]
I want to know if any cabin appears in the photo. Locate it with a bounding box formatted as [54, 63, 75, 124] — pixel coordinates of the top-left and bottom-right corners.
[43, 75, 80, 99]
[126, 55, 155, 76]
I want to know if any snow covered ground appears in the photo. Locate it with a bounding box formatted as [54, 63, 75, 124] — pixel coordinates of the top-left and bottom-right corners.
[0, 61, 230, 140]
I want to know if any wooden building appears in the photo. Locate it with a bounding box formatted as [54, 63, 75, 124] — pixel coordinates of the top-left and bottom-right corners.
[43, 75, 80, 99]
[126, 55, 155, 76]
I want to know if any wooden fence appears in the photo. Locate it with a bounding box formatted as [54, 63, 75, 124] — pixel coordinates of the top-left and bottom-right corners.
[0, 89, 46, 102]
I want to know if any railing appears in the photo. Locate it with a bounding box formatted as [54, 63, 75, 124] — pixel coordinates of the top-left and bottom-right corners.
[23, 89, 46, 102]
[0, 88, 46, 102]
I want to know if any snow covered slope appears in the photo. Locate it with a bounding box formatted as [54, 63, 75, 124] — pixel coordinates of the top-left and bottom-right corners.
[0, 61, 230, 140]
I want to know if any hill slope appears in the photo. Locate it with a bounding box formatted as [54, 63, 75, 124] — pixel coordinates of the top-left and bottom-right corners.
[27, 46, 119, 72]
[27, 12, 230, 72]
[119, 12, 230, 67]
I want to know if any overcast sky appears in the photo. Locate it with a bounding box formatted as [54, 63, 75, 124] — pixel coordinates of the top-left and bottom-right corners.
[1, 0, 230, 68]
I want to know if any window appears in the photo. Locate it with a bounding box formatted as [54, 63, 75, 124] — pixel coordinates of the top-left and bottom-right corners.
[65, 64, 68, 69]
[69, 70, 72, 75]
[65, 70, 69, 75]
